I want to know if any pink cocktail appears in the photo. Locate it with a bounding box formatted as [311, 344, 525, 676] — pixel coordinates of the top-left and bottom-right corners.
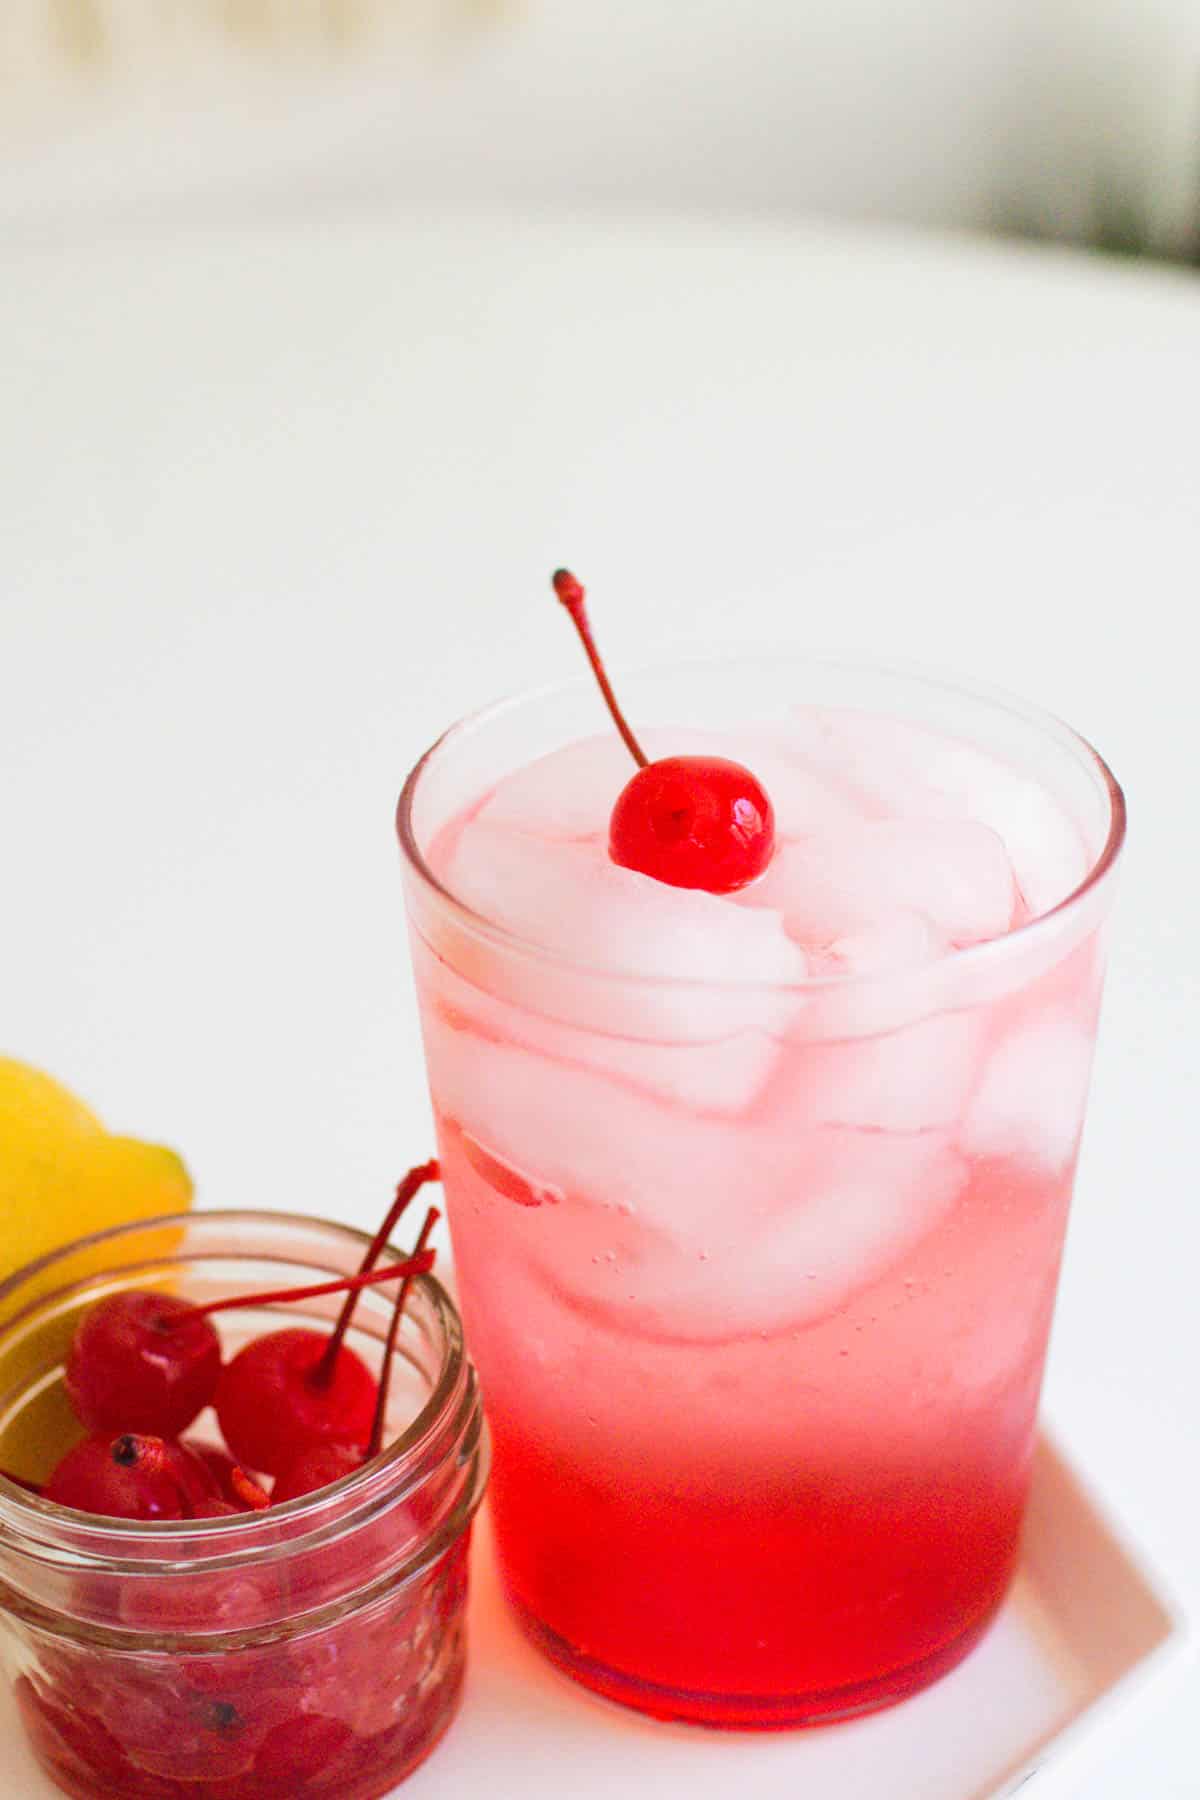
[398, 656, 1123, 1726]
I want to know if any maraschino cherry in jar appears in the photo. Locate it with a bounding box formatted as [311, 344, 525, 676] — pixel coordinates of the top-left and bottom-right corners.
[0, 1207, 488, 1800]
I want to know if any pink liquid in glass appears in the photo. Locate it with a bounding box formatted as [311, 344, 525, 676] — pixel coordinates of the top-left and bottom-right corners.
[401, 692, 1122, 1726]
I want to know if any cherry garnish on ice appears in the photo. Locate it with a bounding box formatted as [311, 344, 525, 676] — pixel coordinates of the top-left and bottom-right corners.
[271, 1205, 441, 1502]
[552, 567, 775, 892]
[65, 1290, 221, 1439]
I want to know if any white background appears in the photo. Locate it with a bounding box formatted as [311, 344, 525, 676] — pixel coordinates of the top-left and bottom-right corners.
[1, 0, 1199, 253]
[1, 209, 1198, 1793]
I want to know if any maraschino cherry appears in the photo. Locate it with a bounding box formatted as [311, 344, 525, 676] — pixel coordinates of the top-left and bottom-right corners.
[205, 1243, 437, 1477]
[269, 1440, 365, 1504]
[28, 1164, 441, 1522]
[215, 1162, 439, 1477]
[44, 1434, 218, 1521]
[40, 1251, 434, 1519]
[215, 1327, 374, 1478]
[65, 1291, 221, 1440]
[271, 1203, 441, 1502]
[552, 568, 775, 892]
[185, 1440, 243, 1502]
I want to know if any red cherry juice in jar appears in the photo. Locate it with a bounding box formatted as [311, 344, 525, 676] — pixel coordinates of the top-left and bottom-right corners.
[398, 656, 1124, 1726]
[0, 1212, 488, 1798]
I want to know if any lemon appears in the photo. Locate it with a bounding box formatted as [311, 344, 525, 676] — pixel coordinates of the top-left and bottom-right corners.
[0, 1058, 193, 1479]
[0, 1057, 193, 1295]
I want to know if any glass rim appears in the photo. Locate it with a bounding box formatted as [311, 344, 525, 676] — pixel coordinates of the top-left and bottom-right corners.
[395, 650, 1126, 992]
[0, 1208, 480, 1560]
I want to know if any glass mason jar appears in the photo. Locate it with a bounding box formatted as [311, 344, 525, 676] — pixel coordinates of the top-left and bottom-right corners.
[396, 655, 1124, 1728]
[0, 1211, 488, 1800]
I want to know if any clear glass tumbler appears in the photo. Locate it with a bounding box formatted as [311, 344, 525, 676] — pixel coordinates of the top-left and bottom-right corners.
[397, 656, 1124, 1727]
[0, 1211, 489, 1799]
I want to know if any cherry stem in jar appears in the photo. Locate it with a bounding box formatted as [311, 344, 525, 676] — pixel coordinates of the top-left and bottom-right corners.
[230, 1467, 271, 1511]
[312, 1160, 439, 1391]
[552, 569, 648, 770]
[175, 1251, 435, 1323]
[366, 1205, 441, 1461]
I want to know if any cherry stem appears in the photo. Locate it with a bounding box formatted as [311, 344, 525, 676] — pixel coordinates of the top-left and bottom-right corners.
[312, 1160, 439, 1391]
[176, 1251, 435, 1323]
[552, 568, 648, 770]
[230, 1468, 271, 1511]
[366, 1206, 440, 1461]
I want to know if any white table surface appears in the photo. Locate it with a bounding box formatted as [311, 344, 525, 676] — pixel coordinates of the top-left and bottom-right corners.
[1, 208, 1197, 1796]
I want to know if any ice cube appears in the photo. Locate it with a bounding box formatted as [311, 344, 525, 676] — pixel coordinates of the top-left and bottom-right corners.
[827, 911, 947, 977]
[773, 913, 962, 1041]
[477, 735, 633, 840]
[784, 707, 1094, 919]
[783, 708, 962, 821]
[914, 735, 1094, 917]
[421, 988, 969, 1340]
[418, 1003, 763, 1242]
[537, 1127, 967, 1344]
[414, 937, 778, 1115]
[438, 818, 807, 1043]
[478, 728, 857, 846]
[750, 819, 1017, 947]
[578, 1026, 780, 1113]
[731, 1129, 966, 1331]
[773, 1008, 985, 1134]
[961, 1014, 1095, 1172]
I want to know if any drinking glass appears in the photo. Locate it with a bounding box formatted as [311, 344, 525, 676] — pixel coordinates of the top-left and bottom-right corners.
[398, 657, 1124, 1726]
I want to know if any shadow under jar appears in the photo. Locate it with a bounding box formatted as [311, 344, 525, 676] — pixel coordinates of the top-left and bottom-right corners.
[0, 1211, 489, 1800]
